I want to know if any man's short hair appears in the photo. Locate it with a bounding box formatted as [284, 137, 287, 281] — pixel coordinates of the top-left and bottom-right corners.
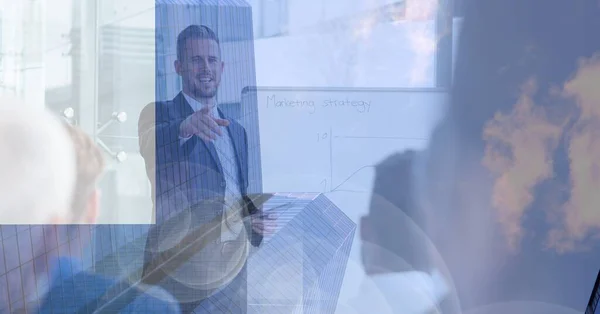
[0, 100, 76, 224]
[62, 123, 105, 219]
[176, 25, 220, 61]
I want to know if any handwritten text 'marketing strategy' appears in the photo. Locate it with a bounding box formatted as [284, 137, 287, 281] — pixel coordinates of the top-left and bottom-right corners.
[266, 95, 371, 114]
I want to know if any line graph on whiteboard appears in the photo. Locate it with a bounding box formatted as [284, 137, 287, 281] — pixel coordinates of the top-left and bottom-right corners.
[269, 126, 429, 195]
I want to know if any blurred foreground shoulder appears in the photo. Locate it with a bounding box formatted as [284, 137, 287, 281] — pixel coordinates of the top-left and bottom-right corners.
[126, 283, 182, 313]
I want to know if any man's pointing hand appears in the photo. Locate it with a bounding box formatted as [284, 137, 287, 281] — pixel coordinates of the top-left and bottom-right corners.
[180, 106, 230, 142]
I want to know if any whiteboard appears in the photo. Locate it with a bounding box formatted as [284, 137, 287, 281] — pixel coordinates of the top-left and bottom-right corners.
[239, 87, 448, 195]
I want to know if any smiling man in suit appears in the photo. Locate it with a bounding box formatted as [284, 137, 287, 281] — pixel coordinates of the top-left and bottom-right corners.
[138, 25, 274, 314]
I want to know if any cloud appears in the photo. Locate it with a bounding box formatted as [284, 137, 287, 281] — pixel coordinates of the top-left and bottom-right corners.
[481, 55, 600, 253]
[404, 0, 455, 85]
[406, 0, 438, 21]
[405, 0, 439, 86]
[406, 23, 436, 85]
[482, 78, 565, 251]
[353, 0, 441, 85]
[546, 54, 600, 252]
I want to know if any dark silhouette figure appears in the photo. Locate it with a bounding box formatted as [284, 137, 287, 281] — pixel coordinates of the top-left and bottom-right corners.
[427, 0, 600, 311]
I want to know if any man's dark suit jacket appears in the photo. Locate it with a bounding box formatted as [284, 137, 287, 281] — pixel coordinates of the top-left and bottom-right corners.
[137, 92, 263, 310]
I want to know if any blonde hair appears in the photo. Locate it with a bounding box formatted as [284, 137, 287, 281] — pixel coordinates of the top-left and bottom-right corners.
[0, 102, 76, 223]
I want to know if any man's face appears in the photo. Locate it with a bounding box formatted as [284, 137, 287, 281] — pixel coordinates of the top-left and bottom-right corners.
[176, 38, 224, 100]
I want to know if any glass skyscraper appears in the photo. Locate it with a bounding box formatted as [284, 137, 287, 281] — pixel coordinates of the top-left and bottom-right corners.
[586, 270, 600, 314]
[247, 193, 356, 313]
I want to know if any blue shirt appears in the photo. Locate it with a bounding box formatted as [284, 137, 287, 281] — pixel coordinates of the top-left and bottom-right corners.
[38, 256, 181, 313]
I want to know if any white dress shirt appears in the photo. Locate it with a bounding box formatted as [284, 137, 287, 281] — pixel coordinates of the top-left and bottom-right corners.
[179, 93, 246, 242]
